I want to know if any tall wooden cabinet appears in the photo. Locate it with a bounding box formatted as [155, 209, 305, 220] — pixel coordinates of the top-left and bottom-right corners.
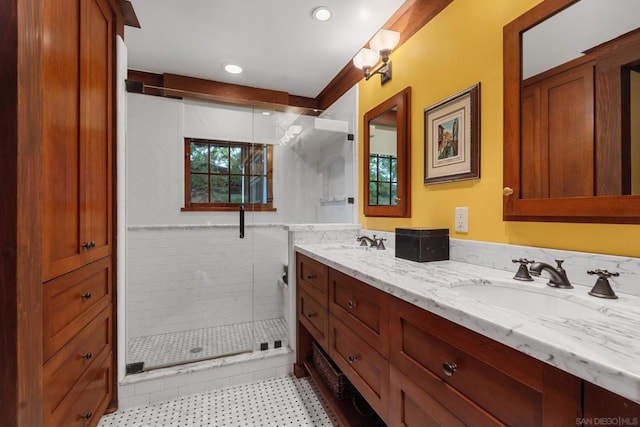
[41, 0, 118, 425]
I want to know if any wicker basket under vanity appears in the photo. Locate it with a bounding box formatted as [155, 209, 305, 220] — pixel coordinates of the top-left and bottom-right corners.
[312, 341, 357, 400]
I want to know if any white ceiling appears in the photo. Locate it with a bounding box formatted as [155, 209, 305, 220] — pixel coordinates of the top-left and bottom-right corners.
[125, 0, 406, 99]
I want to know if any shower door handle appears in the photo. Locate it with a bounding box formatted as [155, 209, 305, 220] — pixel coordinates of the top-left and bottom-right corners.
[239, 205, 245, 239]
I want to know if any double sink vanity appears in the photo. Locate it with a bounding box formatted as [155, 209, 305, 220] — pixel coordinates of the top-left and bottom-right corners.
[293, 241, 640, 426]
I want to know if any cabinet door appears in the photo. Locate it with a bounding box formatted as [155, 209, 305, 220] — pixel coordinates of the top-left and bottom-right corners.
[583, 381, 640, 420]
[42, 0, 113, 281]
[329, 268, 388, 358]
[329, 316, 390, 424]
[389, 296, 581, 426]
[80, 0, 113, 265]
[389, 366, 502, 427]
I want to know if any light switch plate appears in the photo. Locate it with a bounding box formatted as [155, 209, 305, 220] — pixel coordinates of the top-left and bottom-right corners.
[455, 207, 468, 233]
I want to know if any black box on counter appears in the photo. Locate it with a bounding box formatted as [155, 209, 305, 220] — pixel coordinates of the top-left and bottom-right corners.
[395, 228, 449, 262]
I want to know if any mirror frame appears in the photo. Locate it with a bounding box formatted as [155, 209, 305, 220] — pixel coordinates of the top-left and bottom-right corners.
[503, 0, 640, 223]
[363, 87, 411, 217]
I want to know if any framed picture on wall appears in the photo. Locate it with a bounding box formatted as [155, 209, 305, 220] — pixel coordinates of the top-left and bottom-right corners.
[424, 82, 480, 184]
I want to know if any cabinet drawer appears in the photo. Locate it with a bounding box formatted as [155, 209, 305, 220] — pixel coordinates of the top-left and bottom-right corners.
[44, 305, 112, 418]
[389, 296, 580, 426]
[389, 365, 503, 427]
[297, 253, 328, 305]
[297, 289, 329, 349]
[329, 268, 388, 358]
[45, 349, 113, 427]
[329, 316, 389, 424]
[43, 257, 112, 361]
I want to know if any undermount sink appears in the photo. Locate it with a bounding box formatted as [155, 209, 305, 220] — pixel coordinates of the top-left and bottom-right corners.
[451, 281, 603, 319]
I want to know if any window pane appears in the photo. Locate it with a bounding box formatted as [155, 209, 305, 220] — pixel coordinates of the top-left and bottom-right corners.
[369, 182, 377, 205]
[230, 146, 244, 174]
[378, 182, 391, 205]
[210, 175, 229, 203]
[378, 156, 391, 181]
[249, 175, 265, 203]
[391, 157, 397, 182]
[210, 145, 229, 173]
[250, 147, 264, 175]
[369, 156, 378, 180]
[190, 174, 209, 202]
[391, 183, 397, 204]
[230, 176, 244, 203]
[190, 143, 209, 173]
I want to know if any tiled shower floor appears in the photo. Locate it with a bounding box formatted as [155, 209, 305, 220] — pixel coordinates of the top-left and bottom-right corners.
[128, 318, 288, 370]
[99, 375, 341, 427]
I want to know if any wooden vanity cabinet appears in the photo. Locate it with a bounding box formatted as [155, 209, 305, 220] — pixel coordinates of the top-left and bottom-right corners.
[296, 253, 639, 426]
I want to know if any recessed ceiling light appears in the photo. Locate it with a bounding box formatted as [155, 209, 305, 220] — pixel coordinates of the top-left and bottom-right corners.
[312, 6, 332, 22]
[223, 64, 243, 74]
[261, 111, 272, 116]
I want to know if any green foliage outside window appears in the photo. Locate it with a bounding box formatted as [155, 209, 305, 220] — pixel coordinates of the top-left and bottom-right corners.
[186, 139, 273, 209]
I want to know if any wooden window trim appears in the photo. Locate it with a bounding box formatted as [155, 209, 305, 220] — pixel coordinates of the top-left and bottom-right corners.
[183, 138, 276, 212]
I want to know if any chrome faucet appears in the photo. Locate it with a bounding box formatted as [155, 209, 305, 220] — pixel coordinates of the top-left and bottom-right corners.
[529, 259, 573, 288]
[357, 235, 386, 250]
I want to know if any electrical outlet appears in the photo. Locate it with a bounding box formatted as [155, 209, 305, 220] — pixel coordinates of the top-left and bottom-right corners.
[455, 207, 468, 233]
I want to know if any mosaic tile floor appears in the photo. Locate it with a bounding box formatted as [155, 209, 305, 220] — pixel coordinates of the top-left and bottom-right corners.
[128, 318, 288, 370]
[99, 376, 341, 427]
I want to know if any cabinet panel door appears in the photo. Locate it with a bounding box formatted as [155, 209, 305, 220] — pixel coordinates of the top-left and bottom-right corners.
[329, 268, 388, 358]
[297, 289, 329, 350]
[43, 257, 112, 361]
[42, 0, 114, 280]
[42, 0, 85, 280]
[297, 253, 329, 305]
[329, 316, 389, 424]
[80, 0, 113, 264]
[583, 381, 640, 420]
[388, 366, 503, 427]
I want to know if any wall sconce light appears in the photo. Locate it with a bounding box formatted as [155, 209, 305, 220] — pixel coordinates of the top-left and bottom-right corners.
[353, 28, 400, 85]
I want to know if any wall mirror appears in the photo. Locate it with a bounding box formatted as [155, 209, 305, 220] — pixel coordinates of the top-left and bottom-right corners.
[363, 87, 411, 217]
[503, 0, 640, 223]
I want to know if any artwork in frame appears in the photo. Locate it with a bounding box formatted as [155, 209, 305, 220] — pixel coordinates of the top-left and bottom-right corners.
[424, 83, 480, 184]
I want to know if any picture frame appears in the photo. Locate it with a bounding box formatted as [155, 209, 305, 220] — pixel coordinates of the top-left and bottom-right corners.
[424, 82, 480, 184]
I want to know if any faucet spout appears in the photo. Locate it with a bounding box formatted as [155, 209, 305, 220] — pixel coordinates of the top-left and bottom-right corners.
[529, 260, 573, 288]
[357, 235, 378, 248]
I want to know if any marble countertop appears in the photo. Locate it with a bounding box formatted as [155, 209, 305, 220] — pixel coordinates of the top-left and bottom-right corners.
[295, 243, 640, 404]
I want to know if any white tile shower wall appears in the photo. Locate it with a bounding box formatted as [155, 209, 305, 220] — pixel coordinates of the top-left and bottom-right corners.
[126, 93, 326, 226]
[127, 225, 287, 338]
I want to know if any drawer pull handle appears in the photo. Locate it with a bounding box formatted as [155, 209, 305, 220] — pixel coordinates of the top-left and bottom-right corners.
[82, 241, 96, 250]
[306, 274, 316, 280]
[347, 299, 357, 309]
[348, 354, 358, 364]
[306, 312, 318, 318]
[81, 412, 93, 420]
[82, 352, 93, 360]
[442, 361, 457, 376]
[81, 292, 92, 300]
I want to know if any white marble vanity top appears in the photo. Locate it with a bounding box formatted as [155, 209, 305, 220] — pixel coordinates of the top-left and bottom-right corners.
[295, 243, 640, 404]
